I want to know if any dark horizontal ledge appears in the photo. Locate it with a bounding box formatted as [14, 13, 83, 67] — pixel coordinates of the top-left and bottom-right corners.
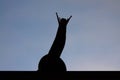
[0, 71, 119, 79]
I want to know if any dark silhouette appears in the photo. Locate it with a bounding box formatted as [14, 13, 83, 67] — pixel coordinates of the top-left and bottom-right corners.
[38, 13, 72, 73]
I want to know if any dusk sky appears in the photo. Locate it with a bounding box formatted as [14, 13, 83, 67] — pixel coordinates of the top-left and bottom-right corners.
[0, 0, 120, 71]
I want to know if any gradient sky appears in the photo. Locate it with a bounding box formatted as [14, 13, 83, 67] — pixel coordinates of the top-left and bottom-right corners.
[0, 0, 120, 71]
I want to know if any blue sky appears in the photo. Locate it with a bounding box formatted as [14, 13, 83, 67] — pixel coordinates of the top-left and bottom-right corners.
[0, 0, 120, 71]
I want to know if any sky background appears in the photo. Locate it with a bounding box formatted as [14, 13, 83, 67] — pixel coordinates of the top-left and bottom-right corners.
[0, 0, 120, 71]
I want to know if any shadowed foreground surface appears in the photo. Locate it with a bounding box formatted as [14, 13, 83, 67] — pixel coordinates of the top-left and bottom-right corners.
[0, 71, 119, 80]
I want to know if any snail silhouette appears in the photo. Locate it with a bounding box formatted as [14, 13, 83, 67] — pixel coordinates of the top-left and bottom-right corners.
[38, 13, 72, 72]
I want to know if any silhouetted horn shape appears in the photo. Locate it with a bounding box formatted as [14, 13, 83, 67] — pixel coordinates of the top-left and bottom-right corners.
[56, 12, 72, 24]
